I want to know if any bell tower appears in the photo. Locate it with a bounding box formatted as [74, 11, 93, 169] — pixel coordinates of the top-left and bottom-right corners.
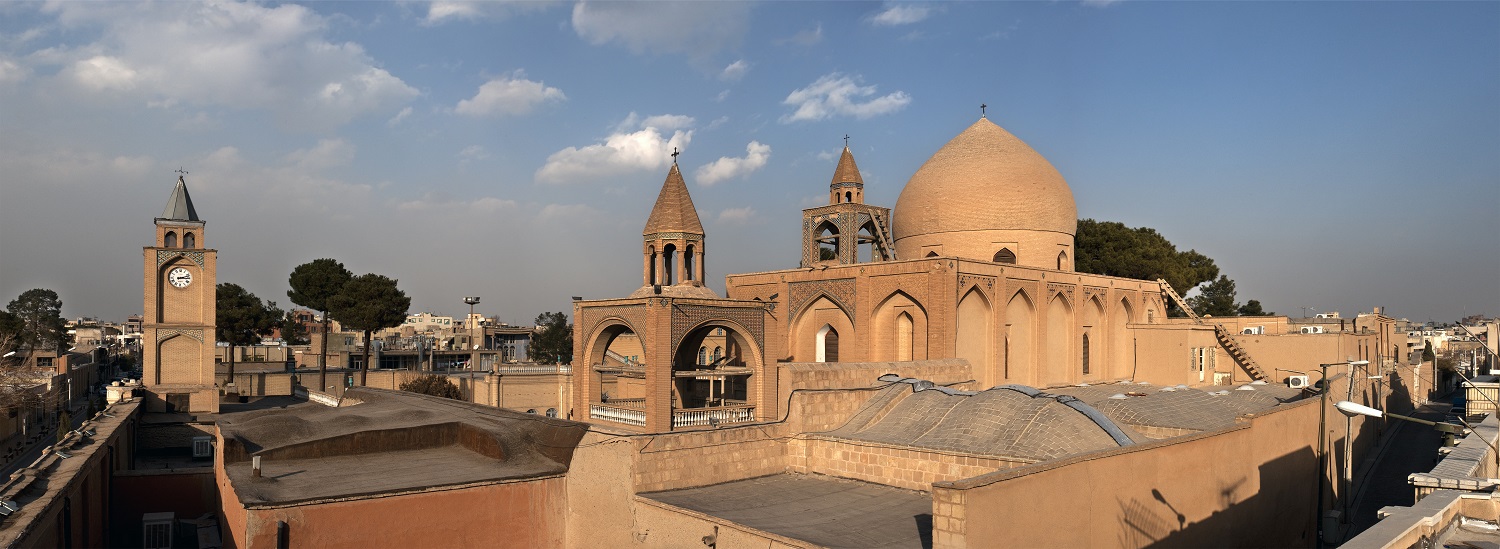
[142, 174, 219, 414]
[800, 140, 896, 267]
[630, 157, 718, 299]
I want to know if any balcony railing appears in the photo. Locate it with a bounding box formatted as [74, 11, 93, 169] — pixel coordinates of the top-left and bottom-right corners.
[672, 405, 756, 428]
[590, 403, 645, 427]
[494, 364, 571, 374]
[602, 398, 645, 410]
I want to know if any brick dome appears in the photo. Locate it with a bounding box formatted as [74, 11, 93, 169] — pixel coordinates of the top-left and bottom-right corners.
[892, 118, 1077, 269]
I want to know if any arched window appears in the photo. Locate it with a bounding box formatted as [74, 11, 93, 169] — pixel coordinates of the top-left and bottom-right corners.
[816, 222, 839, 262]
[663, 244, 677, 285]
[648, 246, 658, 285]
[925, 251, 938, 258]
[1082, 333, 1091, 375]
[1057, 251, 1068, 270]
[992, 248, 1016, 264]
[712, 346, 722, 363]
[164, 231, 177, 248]
[698, 346, 707, 365]
[897, 312, 914, 361]
[183, 232, 196, 249]
[546, 408, 558, 418]
[816, 325, 840, 363]
[685, 244, 696, 281]
[845, 191, 852, 203]
[526, 409, 537, 414]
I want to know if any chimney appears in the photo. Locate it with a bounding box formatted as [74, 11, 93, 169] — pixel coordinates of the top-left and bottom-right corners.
[253, 455, 262, 478]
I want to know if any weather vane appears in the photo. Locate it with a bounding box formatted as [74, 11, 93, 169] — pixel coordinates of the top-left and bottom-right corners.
[980, 103, 987, 118]
[174, 167, 189, 182]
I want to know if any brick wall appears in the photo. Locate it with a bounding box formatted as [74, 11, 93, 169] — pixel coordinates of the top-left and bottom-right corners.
[790, 436, 1024, 492]
[631, 424, 792, 493]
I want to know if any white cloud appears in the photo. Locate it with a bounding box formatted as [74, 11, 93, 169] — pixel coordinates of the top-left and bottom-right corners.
[707, 116, 729, 130]
[571, 2, 750, 57]
[454, 71, 566, 117]
[717, 206, 756, 225]
[1082, 0, 1124, 7]
[536, 113, 694, 184]
[781, 73, 911, 123]
[387, 106, 413, 126]
[35, 1, 417, 131]
[397, 192, 516, 213]
[537, 203, 598, 221]
[0, 57, 27, 85]
[695, 141, 770, 186]
[172, 111, 218, 132]
[720, 60, 749, 82]
[775, 23, 823, 46]
[284, 139, 356, 171]
[715, 90, 730, 102]
[424, 1, 554, 24]
[458, 145, 490, 161]
[67, 55, 137, 91]
[869, 4, 936, 26]
[816, 150, 837, 162]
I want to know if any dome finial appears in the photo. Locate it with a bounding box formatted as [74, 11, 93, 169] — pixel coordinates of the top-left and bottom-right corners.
[671, 147, 680, 165]
[980, 103, 987, 118]
[843, 134, 850, 149]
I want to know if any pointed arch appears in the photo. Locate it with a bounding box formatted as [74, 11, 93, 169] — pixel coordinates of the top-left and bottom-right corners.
[164, 231, 177, 248]
[685, 244, 696, 281]
[791, 296, 855, 363]
[815, 220, 840, 262]
[1043, 293, 1074, 386]
[1005, 289, 1035, 383]
[663, 243, 678, 285]
[992, 248, 1016, 264]
[1082, 296, 1104, 378]
[1111, 297, 1134, 378]
[183, 232, 196, 249]
[1057, 251, 1069, 270]
[872, 290, 928, 362]
[816, 324, 840, 362]
[956, 287, 992, 385]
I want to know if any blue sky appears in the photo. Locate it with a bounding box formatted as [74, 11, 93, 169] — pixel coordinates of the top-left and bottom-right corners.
[1, 1, 1496, 325]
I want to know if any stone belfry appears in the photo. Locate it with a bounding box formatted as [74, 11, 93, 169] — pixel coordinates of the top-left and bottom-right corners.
[142, 173, 219, 414]
[630, 156, 717, 298]
[800, 140, 896, 267]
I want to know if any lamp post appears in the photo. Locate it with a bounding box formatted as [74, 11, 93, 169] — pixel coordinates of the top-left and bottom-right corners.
[1313, 359, 1365, 549]
[463, 297, 481, 371]
[1334, 400, 1474, 451]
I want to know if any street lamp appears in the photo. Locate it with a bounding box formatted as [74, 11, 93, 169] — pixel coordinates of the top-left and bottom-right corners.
[1313, 359, 1367, 549]
[463, 297, 481, 371]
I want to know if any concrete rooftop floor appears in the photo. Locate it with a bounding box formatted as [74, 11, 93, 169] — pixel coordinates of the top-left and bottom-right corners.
[641, 473, 933, 549]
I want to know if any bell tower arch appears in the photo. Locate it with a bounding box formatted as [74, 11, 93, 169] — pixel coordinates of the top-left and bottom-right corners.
[801, 139, 896, 267]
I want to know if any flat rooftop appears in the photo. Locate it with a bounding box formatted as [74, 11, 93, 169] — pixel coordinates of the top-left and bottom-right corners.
[217, 388, 589, 507]
[641, 473, 932, 549]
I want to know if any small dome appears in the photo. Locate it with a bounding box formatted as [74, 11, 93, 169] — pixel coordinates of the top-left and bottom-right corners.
[892, 118, 1077, 267]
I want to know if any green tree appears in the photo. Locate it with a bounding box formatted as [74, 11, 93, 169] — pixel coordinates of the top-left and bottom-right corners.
[1187, 275, 1240, 317]
[5, 289, 66, 364]
[216, 283, 282, 383]
[1237, 300, 1272, 317]
[279, 311, 310, 346]
[399, 374, 463, 400]
[1074, 220, 1219, 316]
[287, 259, 353, 391]
[530, 312, 572, 365]
[327, 274, 410, 385]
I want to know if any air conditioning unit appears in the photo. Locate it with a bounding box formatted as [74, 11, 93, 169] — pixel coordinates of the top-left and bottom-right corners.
[1301, 326, 1326, 334]
[142, 512, 174, 549]
[1242, 326, 1265, 335]
[1287, 375, 1310, 389]
[191, 436, 213, 459]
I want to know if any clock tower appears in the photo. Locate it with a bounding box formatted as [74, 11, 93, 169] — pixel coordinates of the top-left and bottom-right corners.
[142, 175, 218, 414]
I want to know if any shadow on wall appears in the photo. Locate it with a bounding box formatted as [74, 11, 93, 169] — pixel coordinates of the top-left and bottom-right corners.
[1124, 445, 1320, 548]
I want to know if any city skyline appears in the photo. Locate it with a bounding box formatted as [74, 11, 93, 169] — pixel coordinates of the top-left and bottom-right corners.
[1, 1, 1496, 324]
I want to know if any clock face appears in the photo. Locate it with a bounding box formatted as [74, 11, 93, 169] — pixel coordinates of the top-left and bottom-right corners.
[168, 267, 193, 288]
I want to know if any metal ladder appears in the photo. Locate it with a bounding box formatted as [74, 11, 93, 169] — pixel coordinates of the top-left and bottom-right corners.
[1157, 279, 1267, 381]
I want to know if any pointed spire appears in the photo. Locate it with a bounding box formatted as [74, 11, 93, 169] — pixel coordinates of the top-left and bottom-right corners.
[830, 146, 863, 187]
[643, 163, 704, 235]
[159, 174, 201, 222]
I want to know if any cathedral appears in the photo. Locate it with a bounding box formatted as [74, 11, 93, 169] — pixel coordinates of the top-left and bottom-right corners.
[573, 115, 1170, 433]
